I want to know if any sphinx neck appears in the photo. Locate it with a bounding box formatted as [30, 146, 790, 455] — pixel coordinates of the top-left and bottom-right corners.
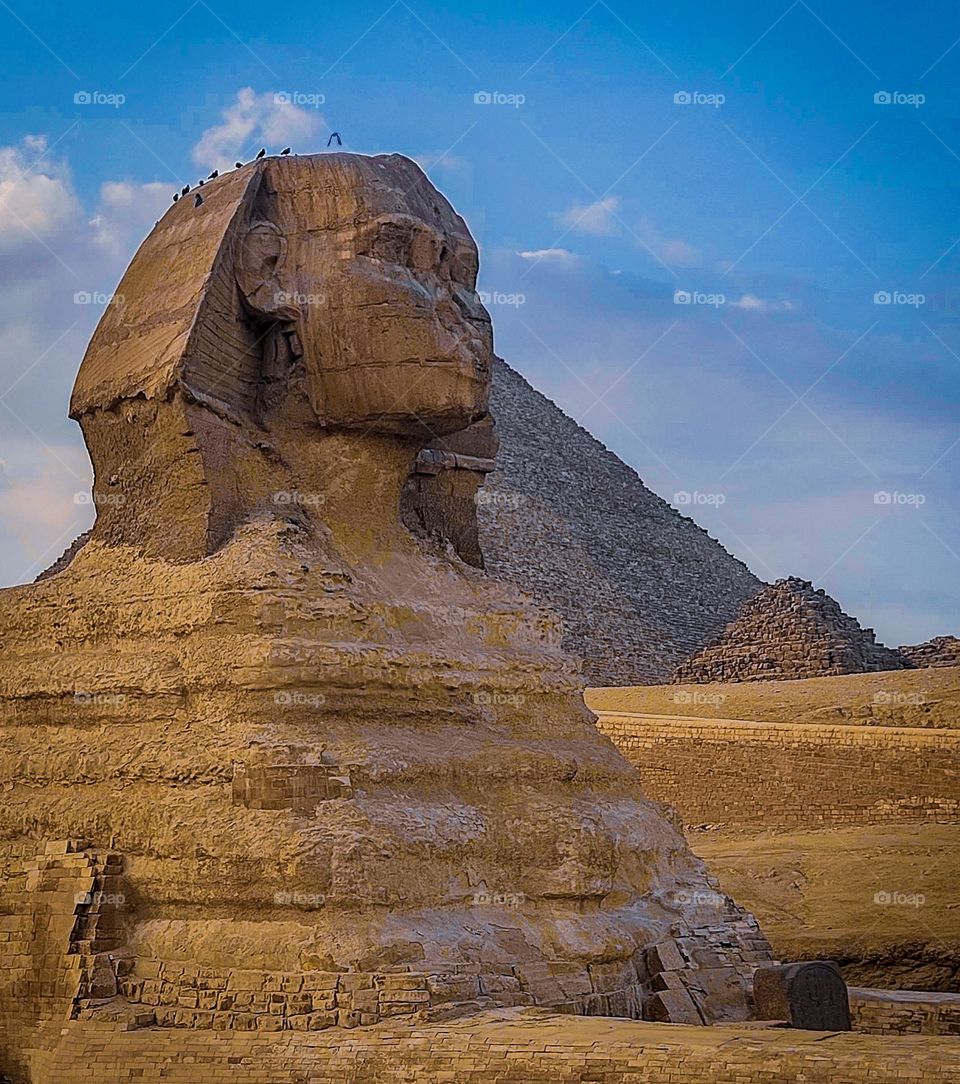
[290, 430, 421, 557]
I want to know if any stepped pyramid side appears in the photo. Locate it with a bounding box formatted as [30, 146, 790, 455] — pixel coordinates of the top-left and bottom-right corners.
[672, 577, 911, 684]
[899, 635, 960, 669]
[477, 360, 763, 686]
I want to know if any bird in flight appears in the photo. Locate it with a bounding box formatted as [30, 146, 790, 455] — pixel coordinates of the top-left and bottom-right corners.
[256, 148, 266, 159]
[194, 192, 204, 207]
[327, 132, 342, 147]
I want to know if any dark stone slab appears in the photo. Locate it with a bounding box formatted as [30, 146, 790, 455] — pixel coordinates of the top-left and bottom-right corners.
[753, 960, 851, 1031]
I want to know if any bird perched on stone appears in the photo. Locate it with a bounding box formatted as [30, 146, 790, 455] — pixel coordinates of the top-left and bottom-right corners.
[327, 132, 342, 147]
[208, 169, 218, 179]
[256, 148, 266, 159]
[172, 193, 179, 202]
[198, 179, 204, 186]
[194, 192, 203, 207]
[281, 147, 291, 155]
[235, 162, 243, 169]
[181, 185, 189, 196]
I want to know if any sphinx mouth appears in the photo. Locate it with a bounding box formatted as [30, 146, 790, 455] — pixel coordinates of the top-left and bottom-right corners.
[420, 354, 490, 377]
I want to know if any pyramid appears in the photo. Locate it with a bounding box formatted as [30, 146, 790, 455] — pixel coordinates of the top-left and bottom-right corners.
[672, 577, 910, 684]
[476, 361, 762, 685]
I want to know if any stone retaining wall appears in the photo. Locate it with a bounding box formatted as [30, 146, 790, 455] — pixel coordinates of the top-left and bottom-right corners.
[39, 1011, 960, 1083]
[850, 987, 960, 1035]
[596, 712, 960, 827]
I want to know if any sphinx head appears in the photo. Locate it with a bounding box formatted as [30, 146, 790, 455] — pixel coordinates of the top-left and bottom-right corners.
[69, 154, 495, 557]
[235, 154, 491, 433]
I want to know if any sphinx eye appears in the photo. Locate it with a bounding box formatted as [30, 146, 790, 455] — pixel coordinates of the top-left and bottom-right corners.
[367, 223, 412, 265]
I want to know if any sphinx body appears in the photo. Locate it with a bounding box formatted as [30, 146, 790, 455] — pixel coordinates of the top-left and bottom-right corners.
[0, 154, 772, 1081]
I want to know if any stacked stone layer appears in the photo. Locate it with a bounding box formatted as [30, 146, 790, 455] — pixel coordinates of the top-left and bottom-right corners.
[900, 635, 960, 669]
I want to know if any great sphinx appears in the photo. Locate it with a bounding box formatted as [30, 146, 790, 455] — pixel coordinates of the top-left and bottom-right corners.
[0, 153, 772, 1080]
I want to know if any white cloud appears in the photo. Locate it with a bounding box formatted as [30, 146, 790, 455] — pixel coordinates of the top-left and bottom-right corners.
[90, 181, 170, 259]
[554, 196, 620, 236]
[0, 139, 80, 253]
[414, 151, 470, 175]
[635, 216, 701, 267]
[192, 88, 324, 172]
[517, 247, 578, 263]
[730, 294, 797, 313]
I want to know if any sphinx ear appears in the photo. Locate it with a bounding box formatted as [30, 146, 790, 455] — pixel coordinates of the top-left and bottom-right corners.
[234, 219, 307, 415]
[235, 220, 300, 323]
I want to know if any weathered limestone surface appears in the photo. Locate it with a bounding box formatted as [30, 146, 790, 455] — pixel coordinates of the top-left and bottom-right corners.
[673, 577, 910, 684]
[0, 153, 773, 1081]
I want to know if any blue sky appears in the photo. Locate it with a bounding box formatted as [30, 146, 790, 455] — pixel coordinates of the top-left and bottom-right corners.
[0, 0, 957, 646]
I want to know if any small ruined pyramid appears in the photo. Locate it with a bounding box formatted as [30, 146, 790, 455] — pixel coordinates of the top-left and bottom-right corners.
[673, 576, 910, 684]
[477, 361, 763, 686]
[899, 635, 960, 669]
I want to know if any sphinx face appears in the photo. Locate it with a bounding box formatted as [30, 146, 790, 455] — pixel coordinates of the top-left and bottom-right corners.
[244, 154, 493, 437]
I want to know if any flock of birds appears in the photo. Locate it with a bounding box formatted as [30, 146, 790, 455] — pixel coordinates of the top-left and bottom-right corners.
[174, 133, 343, 208]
